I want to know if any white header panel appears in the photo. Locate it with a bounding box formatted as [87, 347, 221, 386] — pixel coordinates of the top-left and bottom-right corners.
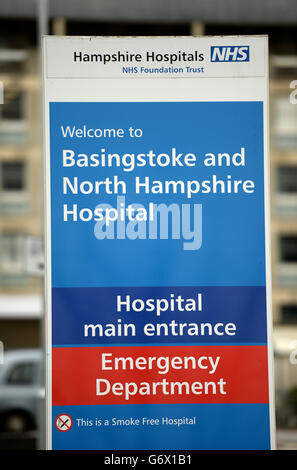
[45, 36, 266, 79]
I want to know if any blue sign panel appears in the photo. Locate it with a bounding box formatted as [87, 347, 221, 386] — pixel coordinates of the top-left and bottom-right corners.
[47, 100, 272, 449]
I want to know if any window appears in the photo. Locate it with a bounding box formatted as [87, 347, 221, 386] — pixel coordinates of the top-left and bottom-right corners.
[273, 95, 297, 148]
[278, 167, 297, 193]
[1, 161, 25, 191]
[6, 362, 34, 385]
[276, 167, 297, 217]
[278, 236, 297, 286]
[0, 161, 27, 214]
[0, 88, 27, 145]
[1, 232, 25, 274]
[1, 89, 24, 120]
[280, 236, 297, 262]
[0, 49, 28, 74]
[281, 305, 297, 324]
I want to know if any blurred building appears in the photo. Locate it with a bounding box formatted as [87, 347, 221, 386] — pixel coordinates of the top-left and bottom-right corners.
[269, 58, 297, 426]
[0, 34, 42, 349]
[0, 0, 296, 426]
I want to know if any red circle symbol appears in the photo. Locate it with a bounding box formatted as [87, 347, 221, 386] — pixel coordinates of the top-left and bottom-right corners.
[55, 413, 73, 432]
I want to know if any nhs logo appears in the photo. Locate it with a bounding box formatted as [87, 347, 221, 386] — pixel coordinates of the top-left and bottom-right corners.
[211, 46, 250, 62]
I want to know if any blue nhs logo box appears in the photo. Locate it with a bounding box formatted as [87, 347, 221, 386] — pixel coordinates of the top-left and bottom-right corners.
[211, 46, 250, 62]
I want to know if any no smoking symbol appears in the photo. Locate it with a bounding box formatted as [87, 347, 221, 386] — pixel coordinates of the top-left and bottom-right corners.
[55, 414, 73, 432]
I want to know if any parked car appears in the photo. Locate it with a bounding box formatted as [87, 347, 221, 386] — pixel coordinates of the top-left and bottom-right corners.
[0, 349, 44, 432]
